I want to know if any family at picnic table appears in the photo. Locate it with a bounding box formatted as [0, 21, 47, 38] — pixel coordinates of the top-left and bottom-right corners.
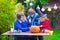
[13, 8, 53, 40]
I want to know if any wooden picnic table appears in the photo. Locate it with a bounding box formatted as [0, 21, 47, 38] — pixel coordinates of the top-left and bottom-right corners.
[2, 31, 50, 40]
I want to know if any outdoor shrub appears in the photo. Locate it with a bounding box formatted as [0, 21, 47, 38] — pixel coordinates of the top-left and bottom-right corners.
[0, 0, 17, 34]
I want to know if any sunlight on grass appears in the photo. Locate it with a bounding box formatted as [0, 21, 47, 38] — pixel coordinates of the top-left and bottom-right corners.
[44, 29, 60, 40]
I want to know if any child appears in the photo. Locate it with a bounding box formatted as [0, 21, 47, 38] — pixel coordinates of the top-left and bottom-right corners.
[39, 14, 51, 32]
[27, 8, 40, 40]
[36, 7, 51, 32]
[39, 14, 53, 35]
[27, 8, 40, 26]
[14, 12, 29, 40]
[14, 12, 29, 32]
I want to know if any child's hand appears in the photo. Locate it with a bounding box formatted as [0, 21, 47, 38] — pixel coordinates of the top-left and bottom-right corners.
[29, 19, 31, 23]
[24, 15, 26, 20]
[39, 25, 43, 27]
[17, 29, 22, 32]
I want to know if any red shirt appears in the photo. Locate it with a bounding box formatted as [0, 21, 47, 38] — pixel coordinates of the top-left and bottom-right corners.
[39, 19, 51, 30]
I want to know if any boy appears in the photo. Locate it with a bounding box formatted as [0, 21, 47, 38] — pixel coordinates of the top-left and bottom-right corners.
[14, 12, 29, 40]
[27, 8, 40, 40]
[27, 8, 40, 26]
[14, 12, 29, 32]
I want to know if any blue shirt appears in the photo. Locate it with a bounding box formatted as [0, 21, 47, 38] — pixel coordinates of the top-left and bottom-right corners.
[27, 13, 40, 27]
[14, 19, 29, 32]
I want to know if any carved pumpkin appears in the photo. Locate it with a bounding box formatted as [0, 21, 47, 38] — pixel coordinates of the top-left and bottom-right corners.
[30, 26, 40, 33]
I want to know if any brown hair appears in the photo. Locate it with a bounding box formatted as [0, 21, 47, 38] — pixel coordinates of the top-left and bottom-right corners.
[28, 8, 35, 15]
[16, 12, 24, 19]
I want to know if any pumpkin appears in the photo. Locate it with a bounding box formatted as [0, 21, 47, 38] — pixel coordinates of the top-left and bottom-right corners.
[30, 26, 40, 33]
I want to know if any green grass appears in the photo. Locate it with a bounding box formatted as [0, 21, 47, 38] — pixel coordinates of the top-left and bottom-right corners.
[44, 29, 60, 40]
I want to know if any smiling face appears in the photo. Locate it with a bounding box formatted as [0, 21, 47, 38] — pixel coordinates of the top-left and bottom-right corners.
[16, 12, 25, 21]
[40, 14, 48, 22]
[28, 8, 35, 17]
[40, 18, 44, 22]
[40, 17, 46, 22]
[19, 16, 25, 21]
[29, 12, 34, 17]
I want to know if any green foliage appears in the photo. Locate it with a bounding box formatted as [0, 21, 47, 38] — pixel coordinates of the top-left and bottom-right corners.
[40, 0, 49, 5]
[52, 14, 59, 21]
[0, 0, 17, 35]
[16, 3, 25, 13]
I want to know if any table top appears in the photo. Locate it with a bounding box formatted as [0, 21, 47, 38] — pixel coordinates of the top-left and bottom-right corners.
[2, 31, 50, 36]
